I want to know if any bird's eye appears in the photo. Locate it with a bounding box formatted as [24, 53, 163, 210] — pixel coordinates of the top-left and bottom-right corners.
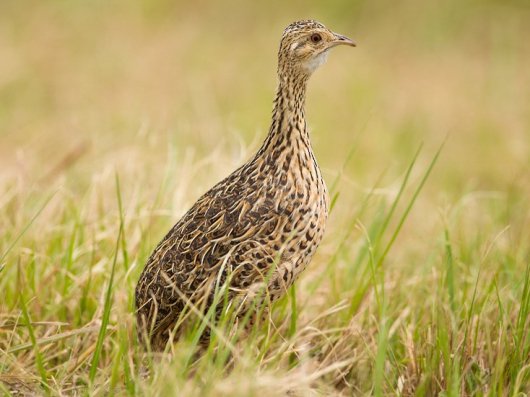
[310, 33, 322, 43]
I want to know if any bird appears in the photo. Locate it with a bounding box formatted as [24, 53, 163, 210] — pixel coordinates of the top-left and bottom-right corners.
[135, 19, 355, 351]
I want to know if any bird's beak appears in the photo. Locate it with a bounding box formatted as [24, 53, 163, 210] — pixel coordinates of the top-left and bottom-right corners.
[331, 33, 356, 47]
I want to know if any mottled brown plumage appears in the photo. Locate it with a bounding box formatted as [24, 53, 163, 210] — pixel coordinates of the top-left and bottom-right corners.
[135, 20, 355, 350]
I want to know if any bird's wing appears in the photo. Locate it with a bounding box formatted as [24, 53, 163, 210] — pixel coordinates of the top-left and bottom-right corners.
[141, 168, 293, 299]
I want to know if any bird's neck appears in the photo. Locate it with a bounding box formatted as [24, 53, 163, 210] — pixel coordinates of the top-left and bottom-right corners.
[256, 74, 311, 158]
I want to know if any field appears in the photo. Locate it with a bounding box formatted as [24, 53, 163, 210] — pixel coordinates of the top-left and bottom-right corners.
[1, 0, 530, 395]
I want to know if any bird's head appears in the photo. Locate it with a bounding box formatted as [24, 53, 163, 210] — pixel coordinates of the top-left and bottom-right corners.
[278, 20, 355, 77]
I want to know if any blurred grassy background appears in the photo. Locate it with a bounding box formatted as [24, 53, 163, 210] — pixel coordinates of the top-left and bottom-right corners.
[2, 0, 529, 185]
[1, 0, 530, 395]
[2, 0, 529, 272]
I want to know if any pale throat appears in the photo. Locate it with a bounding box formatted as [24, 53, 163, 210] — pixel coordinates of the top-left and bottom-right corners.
[303, 50, 329, 73]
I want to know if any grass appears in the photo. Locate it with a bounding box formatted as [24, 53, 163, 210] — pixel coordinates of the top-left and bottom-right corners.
[1, 0, 530, 395]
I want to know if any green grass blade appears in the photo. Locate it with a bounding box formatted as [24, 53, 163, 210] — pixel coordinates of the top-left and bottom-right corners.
[373, 299, 388, 397]
[376, 139, 446, 269]
[17, 265, 49, 393]
[0, 191, 57, 265]
[444, 224, 456, 315]
[89, 174, 123, 384]
[374, 143, 423, 252]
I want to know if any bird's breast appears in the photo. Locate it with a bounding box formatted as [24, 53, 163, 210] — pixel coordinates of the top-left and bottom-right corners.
[267, 145, 329, 233]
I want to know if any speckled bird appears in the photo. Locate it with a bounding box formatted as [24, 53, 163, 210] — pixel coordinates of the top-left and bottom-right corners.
[136, 20, 355, 350]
